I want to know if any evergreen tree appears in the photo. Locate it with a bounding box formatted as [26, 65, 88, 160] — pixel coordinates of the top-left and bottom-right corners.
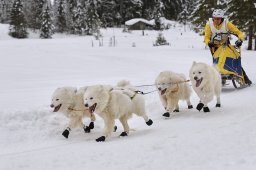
[73, 2, 84, 34]
[31, 0, 47, 30]
[9, 0, 28, 38]
[40, 5, 54, 38]
[66, 0, 77, 34]
[141, 0, 157, 20]
[162, 0, 182, 20]
[97, 0, 116, 27]
[84, 0, 101, 35]
[153, 0, 164, 30]
[54, 0, 67, 33]
[178, 0, 197, 25]
[227, 0, 256, 50]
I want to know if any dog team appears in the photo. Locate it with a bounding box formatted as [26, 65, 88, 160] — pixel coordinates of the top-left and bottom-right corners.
[50, 61, 222, 142]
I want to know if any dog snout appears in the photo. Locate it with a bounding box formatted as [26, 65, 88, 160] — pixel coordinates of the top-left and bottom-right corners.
[84, 103, 89, 107]
[50, 104, 54, 108]
[194, 76, 198, 80]
[158, 87, 161, 91]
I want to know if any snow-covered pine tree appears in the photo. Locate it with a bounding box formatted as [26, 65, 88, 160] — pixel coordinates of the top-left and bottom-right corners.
[54, 0, 67, 33]
[162, 0, 182, 20]
[73, 2, 84, 35]
[122, 0, 143, 23]
[227, 0, 256, 50]
[84, 0, 101, 35]
[141, 0, 156, 20]
[97, 0, 115, 27]
[9, 0, 28, 38]
[40, 5, 54, 38]
[178, 0, 197, 27]
[153, 0, 164, 30]
[190, 0, 218, 33]
[30, 0, 47, 30]
[66, 0, 77, 34]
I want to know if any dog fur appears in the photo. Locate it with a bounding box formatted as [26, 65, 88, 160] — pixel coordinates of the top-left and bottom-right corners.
[50, 87, 96, 138]
[83, 81, 153, 142]
[189, 61, 222, 112]
[155, 71, 193, 117]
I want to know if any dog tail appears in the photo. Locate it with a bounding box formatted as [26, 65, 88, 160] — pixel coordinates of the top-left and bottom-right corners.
[116, 80, 131, 87]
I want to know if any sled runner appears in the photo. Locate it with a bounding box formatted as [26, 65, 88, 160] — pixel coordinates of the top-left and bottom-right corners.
[211, 32, 247, 88]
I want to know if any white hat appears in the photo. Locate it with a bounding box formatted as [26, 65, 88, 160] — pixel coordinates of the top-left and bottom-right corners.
[212, 9, 225, 18]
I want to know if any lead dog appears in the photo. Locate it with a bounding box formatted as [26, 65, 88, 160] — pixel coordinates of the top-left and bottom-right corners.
[189, 62, 221, 112]
[83, 81, 153, 142]
[155, 71, 193, 117]
[50, 87, 96, 138]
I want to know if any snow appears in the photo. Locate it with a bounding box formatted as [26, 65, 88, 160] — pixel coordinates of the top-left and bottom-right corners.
[125, 18, 153, 26]
[0, 23, 256, 170]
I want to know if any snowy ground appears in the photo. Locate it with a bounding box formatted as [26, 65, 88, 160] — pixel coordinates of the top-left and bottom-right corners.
[0, 23, 256, 170]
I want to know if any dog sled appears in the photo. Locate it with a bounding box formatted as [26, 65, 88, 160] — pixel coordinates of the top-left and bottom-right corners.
[210, 32, 247, 88]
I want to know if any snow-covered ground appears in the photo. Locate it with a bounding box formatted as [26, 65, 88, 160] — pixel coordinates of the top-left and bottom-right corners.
[0, 23, 255, 170]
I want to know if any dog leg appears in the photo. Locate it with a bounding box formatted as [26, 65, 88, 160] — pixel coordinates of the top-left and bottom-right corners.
[97, 117, 115, 142]
[187, 99, 193, 109]
[216, 96, 221, 107]
[119, 116, 130, 136]
[173, 103, 179, 112]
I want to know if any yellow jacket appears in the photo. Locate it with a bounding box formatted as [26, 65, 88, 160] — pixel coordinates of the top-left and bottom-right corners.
[204, 19, 244, 45]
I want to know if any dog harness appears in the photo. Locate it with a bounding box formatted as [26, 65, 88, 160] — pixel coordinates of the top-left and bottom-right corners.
[208, 18, 229, 42]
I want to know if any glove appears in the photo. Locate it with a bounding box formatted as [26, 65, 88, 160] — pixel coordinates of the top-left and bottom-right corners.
[208, 41, 215, 48]
[235, 39, 243, 47]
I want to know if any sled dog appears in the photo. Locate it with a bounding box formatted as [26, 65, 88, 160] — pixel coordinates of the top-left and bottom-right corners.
[83, 81, 153, 142]
[189, 61, 221, 112]
[155, 71, 193, 117]
[50, 87, 96, 138]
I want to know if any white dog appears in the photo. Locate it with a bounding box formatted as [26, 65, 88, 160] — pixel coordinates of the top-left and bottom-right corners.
[83, 82, 153, 142]
[155, 71, 193, 117]
[189, 62, 222, 112]
[50, 87, 96, 138]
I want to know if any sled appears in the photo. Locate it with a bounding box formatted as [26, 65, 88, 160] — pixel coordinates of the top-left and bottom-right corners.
[211, 32, 247, 88]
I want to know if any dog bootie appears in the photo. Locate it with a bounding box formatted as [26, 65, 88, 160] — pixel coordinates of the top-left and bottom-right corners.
[89, 122, 94, 129]
[96, 136, 106, 142]
[146, 119, 153, 126]
[188, 105, 193, 109]
[196, 103, 204, 111]
[84, 126, 91, 133]
[163, 112, 170, 117]
[62, 129, 70, 138]
[216, 103, 221, 107]
[120, 132, 128, 137]
[113, 126, 117, 132]
[203, 107, 210, 112]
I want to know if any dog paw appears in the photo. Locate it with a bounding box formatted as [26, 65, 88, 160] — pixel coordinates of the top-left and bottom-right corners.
[173, 109, 179, 112]
[62, 129, 70, 138]
[120, 132, 128, 137]
[84, 126, 91, 133]
[146, 119, 153, 126]
[96, 136, 106, 142]
[89, 122, 94, 129]
[216, 103, 221, 107]
[162, 112, 170, 117]
[203, 107, 210, 112]
[188, 105, 193, 109]
[113, 126, 117, 132]
[196, 103, 204, 111]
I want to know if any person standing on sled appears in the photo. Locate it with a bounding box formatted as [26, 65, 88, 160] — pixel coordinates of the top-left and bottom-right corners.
[204, 9, 252, 85]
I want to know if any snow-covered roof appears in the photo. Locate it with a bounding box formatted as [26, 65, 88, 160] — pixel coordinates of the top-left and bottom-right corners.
[125, 18, 153, 26]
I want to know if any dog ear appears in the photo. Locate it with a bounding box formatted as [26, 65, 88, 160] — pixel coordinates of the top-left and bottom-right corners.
[192, 61, 197, 66]
[77, 86, 88, 94]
